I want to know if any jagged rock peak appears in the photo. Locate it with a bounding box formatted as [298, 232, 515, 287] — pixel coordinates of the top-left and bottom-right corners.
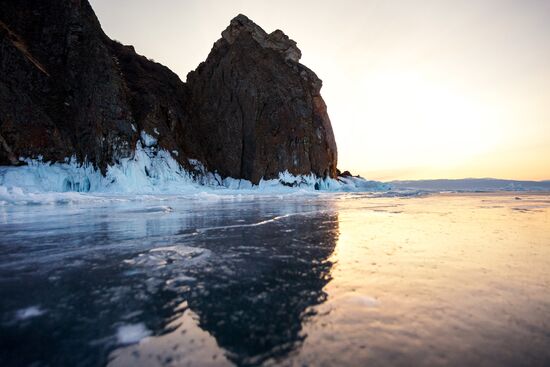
[219, 14, 302, 63]
[186, 13, 337, 183]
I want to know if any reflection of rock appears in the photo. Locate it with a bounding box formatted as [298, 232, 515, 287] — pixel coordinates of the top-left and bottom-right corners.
[183, 211, 339, 366]
[0, 199, 339, 366]
[109, 303, 232, 367]
[108, 207, 339, 366]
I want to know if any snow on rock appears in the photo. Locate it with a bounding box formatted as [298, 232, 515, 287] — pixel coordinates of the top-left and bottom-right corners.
[140, 131, 157, 147]
[106, 139, 193, 193]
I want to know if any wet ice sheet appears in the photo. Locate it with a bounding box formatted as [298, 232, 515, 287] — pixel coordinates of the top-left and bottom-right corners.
[0, 193, 549, 366]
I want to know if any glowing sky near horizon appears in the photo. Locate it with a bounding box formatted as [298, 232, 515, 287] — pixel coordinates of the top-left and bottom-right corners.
[90, 0, 550, 180]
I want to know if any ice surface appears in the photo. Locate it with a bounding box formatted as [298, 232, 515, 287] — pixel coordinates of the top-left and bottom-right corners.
[127, 245, 212, 268]
[1, 193, 550, 366]
[342, 295, 380, 308]
[116, 323, 151, 345]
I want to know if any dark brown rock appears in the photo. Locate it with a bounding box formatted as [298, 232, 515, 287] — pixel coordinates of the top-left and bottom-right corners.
[186, 14, 337, 183]
[0, 2, 337, 184]
[0, 1, 137, 171]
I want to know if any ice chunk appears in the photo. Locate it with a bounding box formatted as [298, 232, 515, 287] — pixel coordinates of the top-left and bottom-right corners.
[140, 131, 157, 147]
[62, 176, 91, 192]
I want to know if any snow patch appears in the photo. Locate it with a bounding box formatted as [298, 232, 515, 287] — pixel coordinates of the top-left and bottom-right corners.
[15, 306, 46, 320]
[116, 323, 151, 345]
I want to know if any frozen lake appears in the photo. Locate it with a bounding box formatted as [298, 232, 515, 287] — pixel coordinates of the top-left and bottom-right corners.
[1, 192, 549, 366]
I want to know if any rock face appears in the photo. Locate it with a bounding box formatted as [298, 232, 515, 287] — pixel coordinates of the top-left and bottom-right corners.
[186, 14, 337, 183]
[0, 1, 337, 183]
[0, 0, 189, 172]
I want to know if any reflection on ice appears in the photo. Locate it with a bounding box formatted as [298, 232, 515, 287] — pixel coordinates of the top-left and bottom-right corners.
[126, 245, 212, 268]
[110, 304, 232, 367]
[0, 193, 549, 366]
[180, 213, 338, 366]
[0, 196, 339, 366]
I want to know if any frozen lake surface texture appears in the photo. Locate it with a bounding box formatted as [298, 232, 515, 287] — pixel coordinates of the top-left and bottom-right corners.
[1, 192, 549, 366]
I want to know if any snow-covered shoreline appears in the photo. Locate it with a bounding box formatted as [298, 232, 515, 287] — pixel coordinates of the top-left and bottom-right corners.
[0, 136, 388, 205]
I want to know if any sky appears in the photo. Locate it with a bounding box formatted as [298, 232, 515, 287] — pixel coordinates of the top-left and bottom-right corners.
[90, 0, 550, 181]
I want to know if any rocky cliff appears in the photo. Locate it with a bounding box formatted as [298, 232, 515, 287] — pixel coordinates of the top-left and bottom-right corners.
[0, 0, 337, 184]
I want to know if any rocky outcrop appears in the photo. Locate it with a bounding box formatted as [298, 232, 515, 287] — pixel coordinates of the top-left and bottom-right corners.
[186, 14, 337, 183]
[0, 1, 337, 184]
